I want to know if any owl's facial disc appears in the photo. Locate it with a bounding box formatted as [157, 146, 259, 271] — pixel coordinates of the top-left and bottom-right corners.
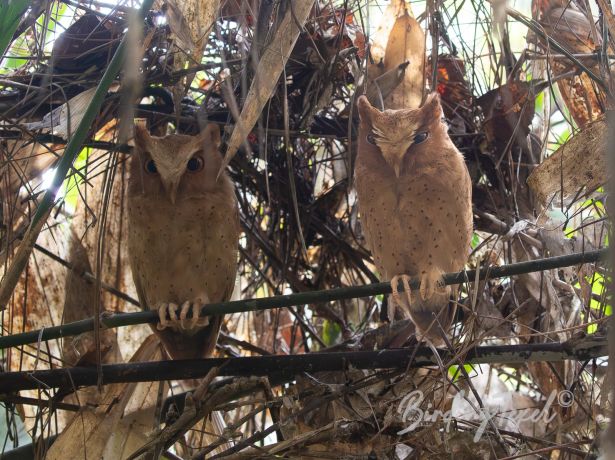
[145, 147, 201, 204]
[358, 93, 444, 176]
[371, 125, 432, 177]
[133, 125, 223, 203]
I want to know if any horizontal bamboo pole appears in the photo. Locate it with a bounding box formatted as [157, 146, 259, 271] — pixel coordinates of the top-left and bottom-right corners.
[0, 336, 606, 392]
[0, 248, 606, 350]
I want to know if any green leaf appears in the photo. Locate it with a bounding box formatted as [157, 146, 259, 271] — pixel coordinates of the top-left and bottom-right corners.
[62, 147, 91, 211]
[471, 232, 480, 249]
[448, 363, 475, 382]
[322, 319, 341, 346]
[0, 0, 30, 60]
[534, 90, 544, 112]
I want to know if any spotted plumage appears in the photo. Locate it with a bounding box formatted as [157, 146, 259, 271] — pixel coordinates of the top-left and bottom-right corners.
[355, 93, 472, 341]
[128, 124, 239, 359]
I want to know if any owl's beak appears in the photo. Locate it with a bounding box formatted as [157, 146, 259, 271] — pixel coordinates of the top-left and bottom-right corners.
[381, 149, 404, 178]
[169, 188, 178, 205]
[390, 157, 403, 178]
[161, 178, 180, 204]
[393, 162, 402, 178]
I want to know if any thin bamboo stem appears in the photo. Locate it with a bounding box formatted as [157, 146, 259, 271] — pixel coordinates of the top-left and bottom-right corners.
[0, 248, 606, 350]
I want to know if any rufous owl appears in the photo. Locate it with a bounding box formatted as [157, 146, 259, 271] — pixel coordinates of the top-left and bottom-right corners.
[128, 124, 240, 359]
[355, 93, 472, 341]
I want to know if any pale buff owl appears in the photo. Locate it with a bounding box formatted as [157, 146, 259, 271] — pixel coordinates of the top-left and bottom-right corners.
[355, 93, 472, 341]
[128, 124, 240, 359]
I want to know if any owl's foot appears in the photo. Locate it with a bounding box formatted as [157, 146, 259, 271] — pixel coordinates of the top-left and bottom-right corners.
[156, 298, 210, 331]
[390, 274, 413, 309]
[419, 269, 447, 301]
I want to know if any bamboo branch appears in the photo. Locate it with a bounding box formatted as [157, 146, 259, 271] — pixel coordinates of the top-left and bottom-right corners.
[0, 248, 606, 350]
[0, 336, 606, 393]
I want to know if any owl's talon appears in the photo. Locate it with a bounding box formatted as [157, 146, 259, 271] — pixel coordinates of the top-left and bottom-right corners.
[191, 297, 211, 328]
[190, 303, 200, 329]
[419, 271, 446, 301]
[157, 299, 210, 331]
[390, 274, 412, 309]
[179, 300, 191, 329]
[185, 300, 208, 329]
[157, 302, 179, 330]
[401, 275, 412, 306]
[169, 302, 179, 322]
[390, 275, 401, 309]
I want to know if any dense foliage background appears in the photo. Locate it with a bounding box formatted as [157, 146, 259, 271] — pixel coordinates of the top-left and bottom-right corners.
[0, 0, 611, 458]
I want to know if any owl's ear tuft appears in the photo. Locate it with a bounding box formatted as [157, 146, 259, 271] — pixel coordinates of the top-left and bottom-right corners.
[421, 92, 443, 122]
[200, 123, 221, 148]
[133, 124, 150, 147]
[357, 95, 375, 123]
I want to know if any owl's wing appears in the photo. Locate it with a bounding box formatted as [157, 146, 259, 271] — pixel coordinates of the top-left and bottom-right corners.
[359, 209, 388, 280]
[132, 274, 149, 312]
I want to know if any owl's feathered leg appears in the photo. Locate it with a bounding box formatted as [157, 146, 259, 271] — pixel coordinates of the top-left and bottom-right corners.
[390, 274, 413, 311]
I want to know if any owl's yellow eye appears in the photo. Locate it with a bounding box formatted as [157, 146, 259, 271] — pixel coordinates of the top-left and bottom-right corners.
[186, 155, 204, 172]
[366, 134, 376, 145]
[144, 159, 157, 174]
[413, 132, 428, 144]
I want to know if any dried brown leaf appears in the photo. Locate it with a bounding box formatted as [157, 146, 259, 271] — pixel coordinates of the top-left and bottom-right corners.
[382, 11, 425, 109]
[527, 115, 607, 206]
[23, 88, 97, 138]
[46, 335, 162, 460]
[367, 0, 415, 74]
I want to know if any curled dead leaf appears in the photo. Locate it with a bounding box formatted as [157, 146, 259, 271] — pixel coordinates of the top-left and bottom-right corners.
[382, 11, 425, 109]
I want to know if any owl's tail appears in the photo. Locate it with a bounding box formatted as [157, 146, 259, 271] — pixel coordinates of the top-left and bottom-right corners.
[406, 288, 457, 344]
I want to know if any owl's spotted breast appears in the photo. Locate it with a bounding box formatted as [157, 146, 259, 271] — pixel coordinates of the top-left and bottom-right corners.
[128, 194, 238, 309]
[358, 161, 471, 279]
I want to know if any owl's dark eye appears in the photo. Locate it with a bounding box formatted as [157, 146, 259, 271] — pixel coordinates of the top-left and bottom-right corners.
[186, 155, 204, 172]
[144, 159, 157, 174]
[366, 133, 376, 145]
[413, 132, 428, 144]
